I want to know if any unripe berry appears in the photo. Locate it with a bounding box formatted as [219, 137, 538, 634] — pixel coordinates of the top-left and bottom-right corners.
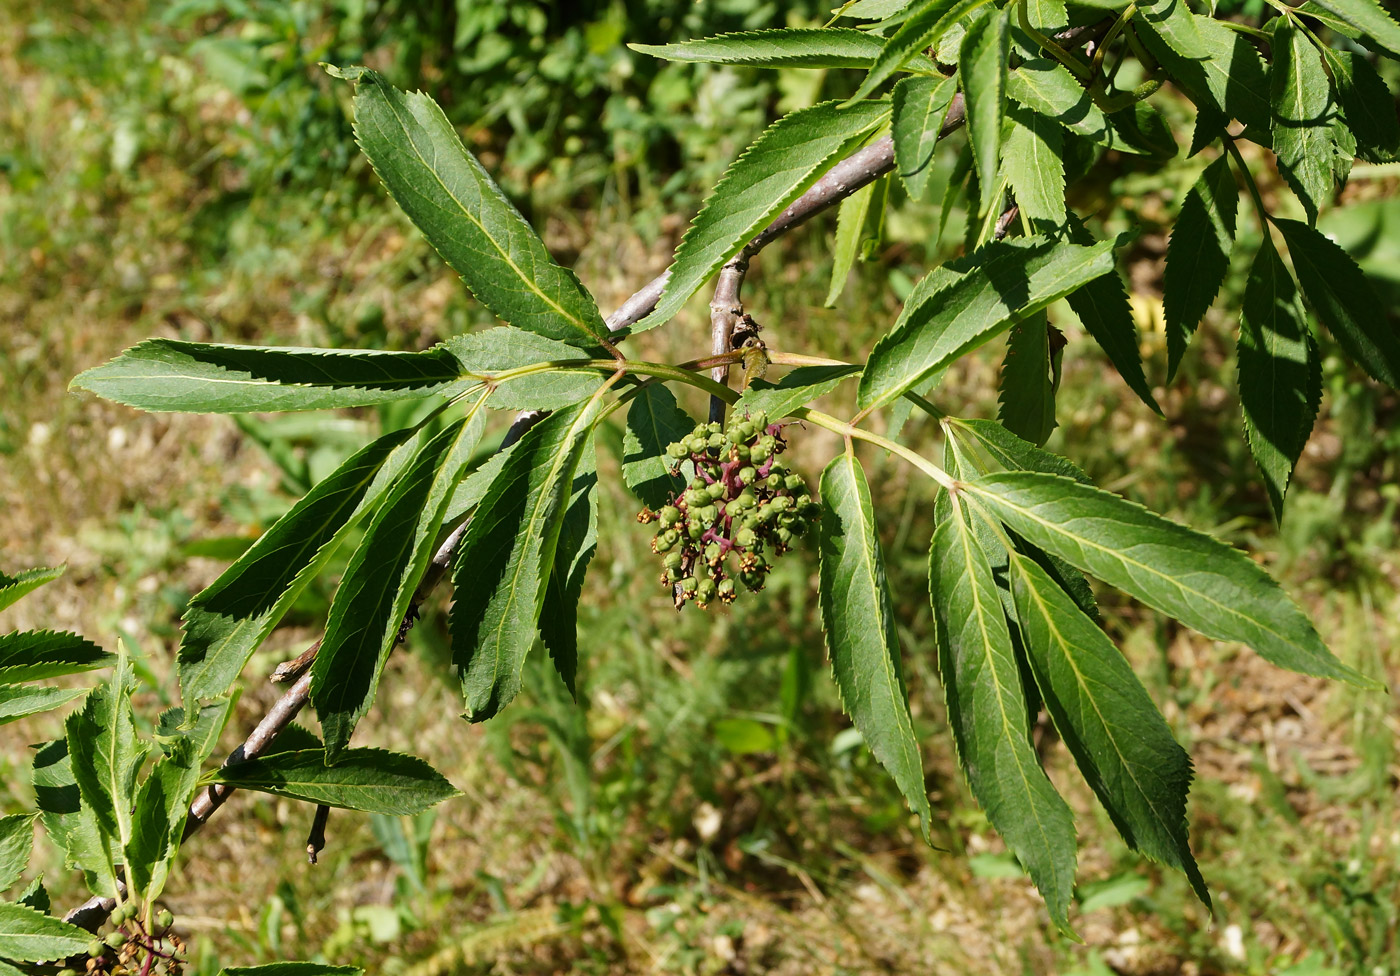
[756, 503, 773, 522]
[739, 466, 757, 485]
[689, 477, 706, 491]
[667, 442, 688, 459]
[659, 505, 681, 528]
[654, 529, 679, 552]
[717, 578, 736, 601]
[680, 576, 698, 594]
[87, 941, 104, 959]
[664, 551, 683, 572]
[695, 504, 718, 524]
[751, 443, 771, 463]
[688, 435, 708, 453]
[157, 908, 175, 930]
[784, 474, 804, 491]
[706, 482, 726, 502]
[105, 932, 127, 949]
[704, 542, 722, 563]
[707, 432, 724, 450]
[771, 495, 792, 512]
[750, 411, 769, 429]
[734, 527, 757, 549]
[697, 579, 717, 603]
[687, 522, 705, 541]
[776, 527, 793, 547]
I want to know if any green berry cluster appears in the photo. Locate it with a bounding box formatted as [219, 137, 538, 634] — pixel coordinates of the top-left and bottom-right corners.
[74, 904, 185, 976]
[639, 411, 818, 608]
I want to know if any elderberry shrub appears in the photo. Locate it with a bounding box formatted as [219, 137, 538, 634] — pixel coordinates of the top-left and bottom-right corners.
[639, 411, 818, 608]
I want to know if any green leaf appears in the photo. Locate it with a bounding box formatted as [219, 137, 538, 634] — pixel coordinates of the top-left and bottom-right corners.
[1306, 0, 1400, 56]
[859, 236, 1118, 408]
[313, 401, 489, 760]
[1276, 218, 1400, 388]
[0, 566, 63, 613]
[1163, 156, 1238, 381]
[1270, 19, 1334, 224]
[1025, 0, 1068, 32]
[539, 444, 598, 698]
[960, 8, 1010, 215]
[818, 452, 932, 837]
[180, 428, 414, 711]
[736, 364, 862, 420]
[1238, 236, 1320, 517]
[1004, 105, 1066, 226]
[64, 654, 145, 850]
[125, 738, 203, 902]
[338, 67, 607, 347]
[998, 315, 1057, 446]
[155, 696, 237, 761]
[851, 0, 995, 102]
[0, 685, 88, 726]
[453, 399, 602, 721]
[1063, 217, 1161, 413]
[929, 499, 1078, 931]
[0, 814, 33, 891]
[1324, 50, 1400, 163]
[221, 965, 362, 976]
[1007, 549, 1209, 906]
[622, 385, 696, 509]
[0, 631, 111, 684]
[945, 417, 1089, 483]
[963, 471, 1379, 686]
[638, 99, 891, 331]
[629, 28, 932, 69]
[30, 738, 120, 898]
[1007, 59, 1135, 153]
[212, 748, 458, 816]
[446, 328, 604, 410]
[71, 339, 470, 414]
[1136, 11, 1271, 138]
[826, 180, 878, 306]
[0, 901, 90, 962]
[892, 74, 958, 200]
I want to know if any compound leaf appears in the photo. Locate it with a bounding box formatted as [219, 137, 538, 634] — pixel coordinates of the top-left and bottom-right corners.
[826, 180, 878, 306]
[71, 339, 470, 414]
[1324, 50, 1400, 162]
[313, 401, 489, 761]
[929, 499, 1077, 931]
[960, 9, 1010, 215]
[818, 451, 932, 839]
[0, 631, 111, 684]
[860, 236, 1117, 408]
[622, 385, 695, 510]
[1276, 218, 1400, 388]
[1137, 9, 1271, 137]
[964, 471, 1378, 686]
[0, 566, 64, 614]
[1007, 59, 1135, 152]
[446, 328, 604, 410]
[852, 0, 995, 102]
[736, 364, 862, 420]
[125, 738, 203, 902]
[1007, 549, 1208, 907]
[212, 748, 458, 815]
[639, 99, 891, 331]
[1307, 0, 1400, 56]
[1238, 236, 1320, 518]
[1163, 156, 1238, 381]
[30, 738, 120, 899]
[1004, 105, 1066, 226]
[998, 315, 1057, 446]
[539, 444, 598, 698]
[453, 399, 603, 721]
[339, 66, 608, 347]
[0, 686, 88, 727]
[64, 654, 144, 850]
[1270, 20, 1333, 224]
[0, 901, 89, 963]
[629, 28, 928, 69]
[0, 814, 33, 892]
[893, 74, 958, 200]
[180, 428, 414, 712]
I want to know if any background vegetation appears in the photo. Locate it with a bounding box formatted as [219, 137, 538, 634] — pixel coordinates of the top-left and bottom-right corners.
[2, 0, 1397, 972]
